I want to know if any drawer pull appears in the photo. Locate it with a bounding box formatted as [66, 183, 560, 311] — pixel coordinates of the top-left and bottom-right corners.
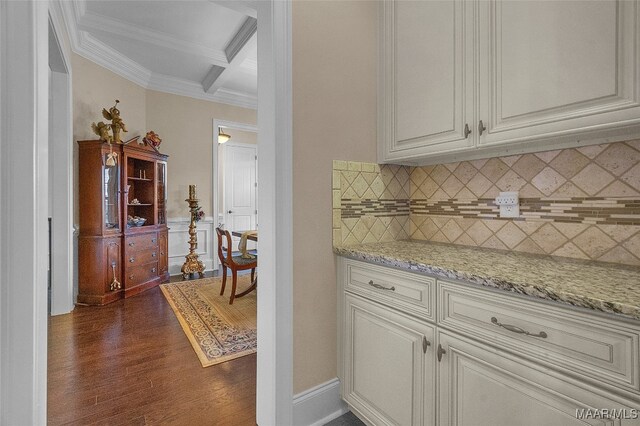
[422, 336, 431, 354]
[129, 242, 134, 247]
[437, 344, 446, 362]
[129, 274, 134, 280]
[152, 252, 157, 257]
[151, 268, 156, 273]
[151, 238, 156, 243]
[129, 257, 135, 263]
[368, 280, 395, 291]
[491, 317, 547, 339]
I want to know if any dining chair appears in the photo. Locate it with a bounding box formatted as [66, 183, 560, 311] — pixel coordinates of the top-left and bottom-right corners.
[215, 228, 257, 304]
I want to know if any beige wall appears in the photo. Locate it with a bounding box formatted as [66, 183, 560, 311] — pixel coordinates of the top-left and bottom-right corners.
[146, 90, 256, 219]
[292, 0, 378, 393]
[72, 53, 147, 223]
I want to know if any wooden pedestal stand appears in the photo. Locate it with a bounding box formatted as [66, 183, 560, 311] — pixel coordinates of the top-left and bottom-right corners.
[181, 186, 205, 279]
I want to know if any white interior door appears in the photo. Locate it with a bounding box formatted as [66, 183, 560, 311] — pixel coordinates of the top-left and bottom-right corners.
[224, 143, 257, 251]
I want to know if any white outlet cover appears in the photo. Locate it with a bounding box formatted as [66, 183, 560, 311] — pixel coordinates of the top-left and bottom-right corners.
[495, 191, 520, 218]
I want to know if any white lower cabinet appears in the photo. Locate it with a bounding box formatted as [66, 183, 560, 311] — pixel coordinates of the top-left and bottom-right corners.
[438, 330, 639, 426]
[338, 257, 640, 426]
[343, 293, 435, 426]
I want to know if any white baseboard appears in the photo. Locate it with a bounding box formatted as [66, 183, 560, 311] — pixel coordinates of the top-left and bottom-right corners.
[293, 378, 348, 426]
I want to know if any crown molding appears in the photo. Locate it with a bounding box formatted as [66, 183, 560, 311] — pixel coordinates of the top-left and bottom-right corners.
[148, 73, 257, 109]
[58, 0, 257, 110]
[77, 10, 230, 67]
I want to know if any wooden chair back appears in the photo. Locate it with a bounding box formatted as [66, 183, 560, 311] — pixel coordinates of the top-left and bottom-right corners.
[215, 227, 233, 266]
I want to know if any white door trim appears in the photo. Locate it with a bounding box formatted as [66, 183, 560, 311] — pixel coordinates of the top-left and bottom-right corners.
[256, 1, 294, 424]
[0, 1, 49, 423]
[48, 8, 74, 316]
[212, 119, 258, 271]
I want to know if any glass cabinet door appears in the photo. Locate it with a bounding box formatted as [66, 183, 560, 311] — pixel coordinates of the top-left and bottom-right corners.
[157, 162, 167, 225]
[104, 153, 120, 231]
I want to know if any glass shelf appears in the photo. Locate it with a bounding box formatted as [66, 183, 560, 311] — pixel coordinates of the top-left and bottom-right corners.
[128, 177, 152, 181]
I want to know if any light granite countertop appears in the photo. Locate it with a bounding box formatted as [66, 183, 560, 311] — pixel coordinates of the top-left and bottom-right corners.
[334, 240, 640, 321]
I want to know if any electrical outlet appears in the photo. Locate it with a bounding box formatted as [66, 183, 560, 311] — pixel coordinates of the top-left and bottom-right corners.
[495, 191, 520, 218]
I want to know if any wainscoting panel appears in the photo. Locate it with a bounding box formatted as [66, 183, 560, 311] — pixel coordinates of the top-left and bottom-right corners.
[167, 217, 216, 276]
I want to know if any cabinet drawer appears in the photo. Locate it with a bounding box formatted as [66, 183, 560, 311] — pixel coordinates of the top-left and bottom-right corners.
[124, 232, 158, 254]
[438, 280, 640, 395]
[125, 262, 159, 287]
[343, 258, 435, 322]
[125, 248, 159, 266]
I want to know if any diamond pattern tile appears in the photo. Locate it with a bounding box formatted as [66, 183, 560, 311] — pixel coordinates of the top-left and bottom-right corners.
[531, 167, 566, 196]
[334, 138, 640, 266]
[549, 149, 590, 179]
[594, 143, 640, 176]
[571, 164, 615, 194]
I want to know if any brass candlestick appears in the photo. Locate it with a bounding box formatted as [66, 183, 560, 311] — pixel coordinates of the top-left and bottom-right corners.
[181, 185, 205, 279]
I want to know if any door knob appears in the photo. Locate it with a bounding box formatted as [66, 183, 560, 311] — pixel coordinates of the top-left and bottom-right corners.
[464, 123, 471, 139]
[228, 210, 233, 214]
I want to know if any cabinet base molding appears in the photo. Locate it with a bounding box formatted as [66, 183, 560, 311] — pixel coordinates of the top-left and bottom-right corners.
[292, 378, 348, 426]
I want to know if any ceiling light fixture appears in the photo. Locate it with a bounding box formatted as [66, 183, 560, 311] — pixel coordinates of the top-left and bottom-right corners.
[218, 127, 231, 144]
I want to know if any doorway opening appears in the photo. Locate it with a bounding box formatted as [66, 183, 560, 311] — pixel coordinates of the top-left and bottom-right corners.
[212, 119, 258, 272]
[48, 15, 74, 315]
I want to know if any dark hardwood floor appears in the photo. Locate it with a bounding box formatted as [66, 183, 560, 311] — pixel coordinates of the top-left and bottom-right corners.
[48, 279, 256, 425]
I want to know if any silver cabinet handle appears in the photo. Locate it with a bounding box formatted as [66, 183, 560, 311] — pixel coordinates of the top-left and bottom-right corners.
[491, 317, 547, 338]
[151, 238, 156, 243]
[464, 123, 471, 138]
[129, 242, 134, 247]
[437, 344, 446, 362]
[152, 252, 157, 257]
[129, 257, 135, 263]
[129, 274, 134, 280]
[368, 280, 395, 291]
[478, 120, 487, 136]
[422, 336, 431, 354]
[151, 268, 156, 273]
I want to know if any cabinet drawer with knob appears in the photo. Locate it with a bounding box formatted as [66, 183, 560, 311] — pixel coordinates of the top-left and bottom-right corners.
[126, 249, 158, 266]
[438, 279, 640, 395]
[124, 232, 158, 254]
[125, 262, 159, 288]
[343, 258, 436, 322]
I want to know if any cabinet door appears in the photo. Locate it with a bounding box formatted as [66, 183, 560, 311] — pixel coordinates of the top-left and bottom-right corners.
[437, 330, 640, 426]
[343, 293, 435, 426]
[158, 230, 168, 276]
[103, 238, 121, 293]
[379, 0, 475, 162]
[478, 0, 640, 148]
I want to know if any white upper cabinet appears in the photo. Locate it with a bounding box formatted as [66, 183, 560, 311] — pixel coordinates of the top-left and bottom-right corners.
[379, 0, 640, 165]
[379, 0, 475, 162]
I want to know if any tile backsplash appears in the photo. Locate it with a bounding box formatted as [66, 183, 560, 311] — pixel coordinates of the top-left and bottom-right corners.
[334, 139, 640, 267]
[332, 160, 411, 246]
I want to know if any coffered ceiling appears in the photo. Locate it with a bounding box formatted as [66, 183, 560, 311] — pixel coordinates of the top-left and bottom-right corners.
[60, 1, 258, 109]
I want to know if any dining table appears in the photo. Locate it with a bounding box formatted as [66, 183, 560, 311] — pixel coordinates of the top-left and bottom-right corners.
[231, 230, 258, 296]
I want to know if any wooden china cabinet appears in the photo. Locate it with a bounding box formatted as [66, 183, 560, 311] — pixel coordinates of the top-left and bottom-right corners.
[77, 139, 169, 305]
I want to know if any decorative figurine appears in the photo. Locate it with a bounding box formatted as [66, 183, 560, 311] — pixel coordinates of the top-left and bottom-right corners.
[143, 131, 162, 149]
[101, 100, 128, 144]
[91, 121, 112, 144]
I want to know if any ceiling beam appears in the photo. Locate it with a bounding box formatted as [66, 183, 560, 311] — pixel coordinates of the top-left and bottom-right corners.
[202, 17, 257, 94]
[209, 1, 257, 19]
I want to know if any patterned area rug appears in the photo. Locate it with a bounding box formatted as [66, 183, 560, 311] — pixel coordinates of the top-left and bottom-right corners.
[160, 276, 257, 367]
